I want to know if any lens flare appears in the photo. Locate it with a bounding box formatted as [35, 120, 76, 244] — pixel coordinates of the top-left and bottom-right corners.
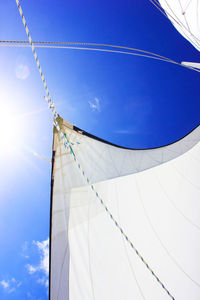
[15, 56, 30, 80]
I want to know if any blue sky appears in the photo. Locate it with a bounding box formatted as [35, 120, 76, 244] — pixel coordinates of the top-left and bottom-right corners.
[0, 0, 200, 299]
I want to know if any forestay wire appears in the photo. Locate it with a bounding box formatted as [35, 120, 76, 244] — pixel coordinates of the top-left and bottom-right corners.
[15, 0, 175, 299]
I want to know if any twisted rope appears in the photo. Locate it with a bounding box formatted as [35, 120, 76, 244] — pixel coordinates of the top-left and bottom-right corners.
[1, 39, 200, 73]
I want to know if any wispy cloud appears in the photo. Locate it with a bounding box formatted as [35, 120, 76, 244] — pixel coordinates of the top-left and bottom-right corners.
[0, 278, 21, 293]
[114, 128, 139, 135]
[0, 280, 9, 289]
[21, 241, 29, 259]
[34, 239, 49, 276]
[17, 107, 48, 119]
[115, 129, 133, 134]
[37, 277, 49, 288]
[88, 97, 101, 112]
[26, 238, 49, 287]
[26, 264, 37, 274]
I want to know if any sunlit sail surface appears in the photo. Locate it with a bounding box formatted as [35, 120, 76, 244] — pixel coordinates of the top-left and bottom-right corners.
[50, 117, 200, 300]
[158, 0, 200, 52]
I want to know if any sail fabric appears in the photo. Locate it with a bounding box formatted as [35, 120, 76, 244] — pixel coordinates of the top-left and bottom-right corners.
[50, 117, 200, 300]
[181, 61, 200, 69]
[158, 0, 200, 52]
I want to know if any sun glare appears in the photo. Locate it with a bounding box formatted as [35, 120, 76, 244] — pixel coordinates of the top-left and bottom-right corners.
[0, 111, 23, 155]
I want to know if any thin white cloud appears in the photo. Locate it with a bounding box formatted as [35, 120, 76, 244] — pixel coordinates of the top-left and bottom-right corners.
[37, 277, 48, 288]
[34, 239, 49, 276]
[0, 278, 21, 293]
[115, 129, 132, 134]
[21, 241, 29, 259]
[88, 97, 101, 112]
[26, 264, 37, 274]
[17, 107, 48, 119]
[26, 238, 49, 287]
[0, 280, 9, 289]
[114, 128, 138, 135]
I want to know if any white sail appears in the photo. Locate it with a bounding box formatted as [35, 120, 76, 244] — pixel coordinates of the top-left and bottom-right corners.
[181, 61, 200, 69]
[158, 0, 200, 52]
[50, 117, 200, 300]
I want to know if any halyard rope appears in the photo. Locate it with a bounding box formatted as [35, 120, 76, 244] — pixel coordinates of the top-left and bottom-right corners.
[0, 39, 179, 62]
[15, 1, 175, 298]
[1, 40, 200, 73]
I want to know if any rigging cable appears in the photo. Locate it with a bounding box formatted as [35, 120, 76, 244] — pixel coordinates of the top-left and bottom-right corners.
[0, 40, 200, 73]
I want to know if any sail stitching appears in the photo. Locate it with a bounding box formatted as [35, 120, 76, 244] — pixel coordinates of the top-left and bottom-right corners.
[87, 191, 96, 300]
[154, 169, 200, 231]
[114, 182, 146, 300]
[135, 174, 200, 288]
